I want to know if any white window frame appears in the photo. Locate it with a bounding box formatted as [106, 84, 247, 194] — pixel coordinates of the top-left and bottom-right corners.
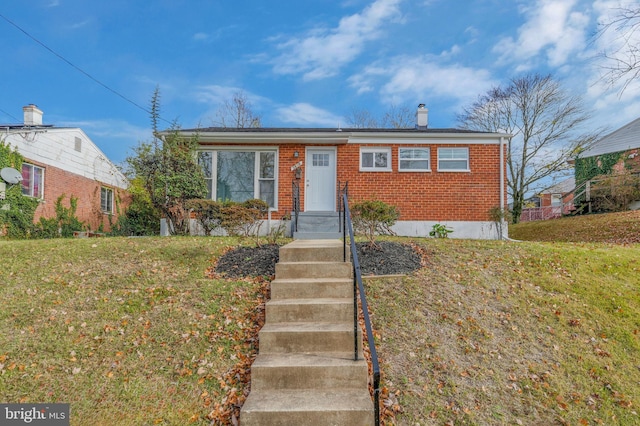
[437, 147, 470, 172]
[21, 163, 44, 199]
[101, 187, 114, 214]
[398, 147, 431, 172]
[360, 147, 392, 171]
[198, 148, 279, 210]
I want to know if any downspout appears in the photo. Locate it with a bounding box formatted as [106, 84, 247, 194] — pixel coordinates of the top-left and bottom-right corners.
[500, 136, 506, 240]
[500, 136, 521, 242]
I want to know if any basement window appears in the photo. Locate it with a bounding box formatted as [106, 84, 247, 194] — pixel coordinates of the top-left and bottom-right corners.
[360, 147, 391, 171]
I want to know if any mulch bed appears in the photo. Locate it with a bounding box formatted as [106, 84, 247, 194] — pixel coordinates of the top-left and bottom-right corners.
[214, 241, 424, 278]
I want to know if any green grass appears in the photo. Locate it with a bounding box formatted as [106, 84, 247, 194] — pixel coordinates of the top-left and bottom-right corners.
[0, 236, 265, 425]
[368, 237, 640, 425]
[509, 210, 640, 243]
[1, 213, 639, 425]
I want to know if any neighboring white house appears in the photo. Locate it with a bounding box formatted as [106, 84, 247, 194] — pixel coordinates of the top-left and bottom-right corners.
[579, 116, 640, 158]
[1, 105, 129, 231]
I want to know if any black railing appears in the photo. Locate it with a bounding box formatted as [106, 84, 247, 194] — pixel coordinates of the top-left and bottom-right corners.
[292, 180, 300, 233]
[340, 187, 381, 426]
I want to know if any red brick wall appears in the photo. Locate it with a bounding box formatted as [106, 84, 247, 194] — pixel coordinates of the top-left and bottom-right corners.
[275, 143, 503, 222]
[26, 159, 130, 232]
[335, 144, 503, 221]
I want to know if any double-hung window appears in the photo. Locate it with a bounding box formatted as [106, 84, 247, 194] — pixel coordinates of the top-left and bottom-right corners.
[399, 148, 430, 171]
[197, 149, 277, 209]
[101, 187, 114, 213]
[21, 163, 44, 198]
[437, 147, 469, 171]
[360, 147, 391, 171]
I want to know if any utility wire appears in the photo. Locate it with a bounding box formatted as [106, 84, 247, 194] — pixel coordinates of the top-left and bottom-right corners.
[0, 107, 20, 123]
[0, 12, 172, 125]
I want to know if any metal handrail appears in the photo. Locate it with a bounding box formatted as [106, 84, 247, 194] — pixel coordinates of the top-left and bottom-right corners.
[292, 180, 300, 233]
[340, 187, 381, 426]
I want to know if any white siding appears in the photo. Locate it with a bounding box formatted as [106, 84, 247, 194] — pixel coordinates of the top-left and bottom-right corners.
[3, 127, 128, 189]
[581, 117, 640, 157]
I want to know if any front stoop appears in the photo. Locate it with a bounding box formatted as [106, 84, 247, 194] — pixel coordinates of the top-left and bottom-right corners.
[240, 239, 374, 426]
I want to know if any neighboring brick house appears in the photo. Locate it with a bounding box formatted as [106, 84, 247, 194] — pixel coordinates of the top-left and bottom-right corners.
[573, 116, 640, 211]
[176, 105, 509, 239]
[520, 177, 575, 222]
[1, 105, 129, 232]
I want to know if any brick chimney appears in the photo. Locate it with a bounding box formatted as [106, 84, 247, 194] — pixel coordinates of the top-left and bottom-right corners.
[23, 104, 43, 126]
[416, 103, 428, 129]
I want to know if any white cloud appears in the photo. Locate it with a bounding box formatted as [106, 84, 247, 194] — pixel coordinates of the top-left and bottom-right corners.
[349, 55, 497, 107]
[193, 32, 210, 41]
[270, 0, 403, 80]
[276, 103, 343, 126]
[493, 0, 589, 69]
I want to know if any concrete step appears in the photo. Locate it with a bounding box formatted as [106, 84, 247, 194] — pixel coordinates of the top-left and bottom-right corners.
[259, 322, 362, 354]
[250, 352, 368, 391]
[295, 212, 341, 233]
[275, 261, 352, 280]
[294, 231, 343, 240]
[266, 298, 353, 323]
[240, 389, 374, 426]
[279, 239, 348, 262]
[271, 277, 353, 300]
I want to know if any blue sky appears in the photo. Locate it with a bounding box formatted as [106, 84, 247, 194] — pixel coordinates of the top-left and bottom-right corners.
[1, 0, 639, 165]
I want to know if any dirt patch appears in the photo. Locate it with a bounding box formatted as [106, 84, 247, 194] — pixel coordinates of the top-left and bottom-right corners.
[214, 241, 423, 278]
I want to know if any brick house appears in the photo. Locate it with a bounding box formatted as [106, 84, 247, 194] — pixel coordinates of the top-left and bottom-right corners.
[573, 116, 640, 211]
[175, 105, 508, 239]
[1, 105, 129, 232]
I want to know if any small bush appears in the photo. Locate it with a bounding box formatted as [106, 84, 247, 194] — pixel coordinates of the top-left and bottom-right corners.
[429, 223, 453, 238]
[189, 198, 269, 237]
[187, 199, 222, 235]
[31, 195, 85, 238]
[590, 171, 640, 212]
[351, 199, 399, 246]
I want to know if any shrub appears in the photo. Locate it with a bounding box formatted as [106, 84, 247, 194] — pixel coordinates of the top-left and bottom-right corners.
[186, 199, 222, 235]
[219, 199, 269, 237]
[32, 195, 85, 238]
[0, 141, 39, 239]
[590, 171, 640, 212]
[351, 199, 399, 247]
[110, 178, 160, 236]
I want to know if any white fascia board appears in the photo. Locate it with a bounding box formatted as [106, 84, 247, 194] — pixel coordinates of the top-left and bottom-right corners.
[186, 131, 349, 145]
[347, 133, 507, 145]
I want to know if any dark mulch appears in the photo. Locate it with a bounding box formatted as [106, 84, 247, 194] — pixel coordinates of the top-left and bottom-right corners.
[214, 244, 280, 278]
[214, 241, 423, 278]
[355, 241, 423, 276]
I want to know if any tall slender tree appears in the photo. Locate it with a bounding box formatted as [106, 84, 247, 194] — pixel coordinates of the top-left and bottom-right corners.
[458, 73, 601, 223]
[127, 88, 207, 235]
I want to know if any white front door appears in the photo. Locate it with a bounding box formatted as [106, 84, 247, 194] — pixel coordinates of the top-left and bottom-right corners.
[305, 148, 336, 211]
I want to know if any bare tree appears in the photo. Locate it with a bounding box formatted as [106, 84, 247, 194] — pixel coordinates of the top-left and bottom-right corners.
[380, 104, 414, 128]
[344, 104, 415, 129]
[214, 91, 262, 128]
[458, 73, 601, 223]
[596, 5, 640, 94]
[344, 107, 379, 128]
